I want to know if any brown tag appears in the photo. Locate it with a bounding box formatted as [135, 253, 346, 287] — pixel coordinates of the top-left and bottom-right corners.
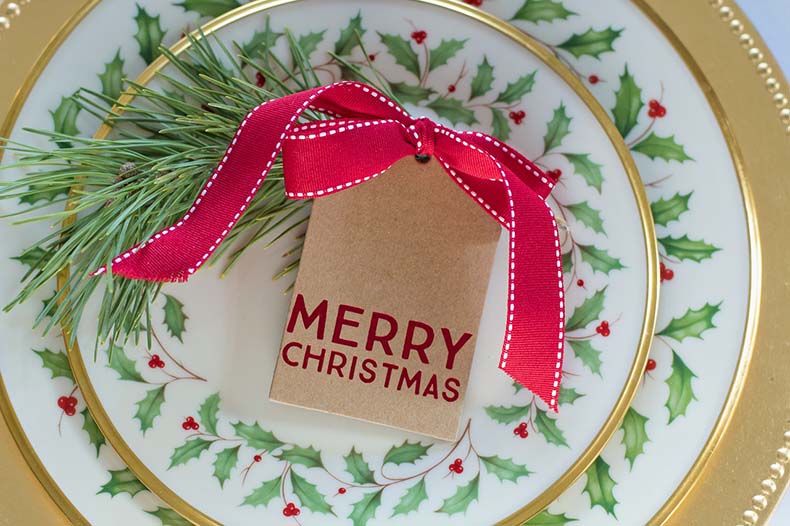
[269, 158, 500, 440]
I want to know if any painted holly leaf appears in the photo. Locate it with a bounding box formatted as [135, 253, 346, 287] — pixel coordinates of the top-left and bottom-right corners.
[511, 0, 576, 23]
[133, 6, 165, 65]
[349, 489, 383, 525]
[428, 39, 466, 71]
[651, 192, 692, 226]
[469, 57, 494, 100]
[566, 287, 607, 332]
[522, 509, 577, 525]
[105, 345, 144, 382]
[39, 291, 58, 320]
[568, 339, 603, 376]
[50, 93, 80, 148]
[535, 408, 569, 447]
[169, 438, 212, 468]
[242, 476, 281, 507]
[379, 33, 420, 78]
[213, 445, 240, 488]
[480, 455, 532, 482]
[232, 422, 285, 451]
[612, 66, 643, 139]
[491, 108, 511, 141]
[241, 20, 283, 57]
[494, 71, 537, 104]
[437, 474, 479, 515]
[291, 470, 334, 515]
[559, 387, 584, 405]
[426, 97, 477, 126]
[584, 457, 618, 517]
[484, 404, 530, 424]
[578, 244, 625, 274]
[566, 202, 604, 234]
[334, 11, 365, 56]
[665, 351, 697, 423]
[99, 51, 125, 101]
[12, 246, 51, 270]
[33, 348, 73, 381]
[557, 27, 623, 59]
[563, 153, 604, 192]
[135, 385, 166, 433]
[383, 440, 431, 466]
[81, 408, 105, 457]
[98, 468, 146, 498]
[18, 182, 68, 205]
[197, 392, 220, 436]
[392, 478, 428, 516]
[175, 0, 240, 17]
[345, 447, 376, 484]
[147, 508, 191, 526]
[275, 445, 324, 469]
[658, 303, 721, 342]
[631, 133, 693, 162]
[621, 407, 649, 468]
[163, 293, 188, 342]
[389, 82, 435, 105]
[544, 103, 572, 152]
[659, 235, 720, 263]
[513, 381, 525, 394]
[561, 250, 573, 275]
[297, 30, 326, 58]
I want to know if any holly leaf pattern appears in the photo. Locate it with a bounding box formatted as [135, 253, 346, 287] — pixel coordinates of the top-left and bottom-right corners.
[389, 82, 435, 105]
[291, 470, 334, 515]
[566, 287, 607, 332]
[297, 30, 326, 58]
[437, 474, 479, 515]
[99, 51, 125, 101]
[50, 94, 80, 148]
[651, 192, 692, 226]
[198, 392, 220, 436]
[484, 404, 530, 424]
[135, 385, 166, 433]
[213, 446, 240, 488]
[491, 108, 511, 141]
[544, 103, 572, 152]
[561, 250, 573, 274]
[242, 476, 281, 507]
[564, 153, 604, 192]
[392, 478, 428, 516]
[428, 39, 466, 71]
[335, 12, 365, 56]
[81, 408, 105, 457]
[631, 133, 693, 162]
[232, 422, 285, 451]
[176, 0, 240, 17]
[147, 508, 191, 526]
[612, 66, 643, 139]
[523, 509, 577, 524]
[275, 445, 324, 469]
[163, 294, 188, 342]
[345, 447, 376, 484]
[241, 21, 283, 57]
[33, 348, 73, 381]
[169, 438, 212, 468]
[99, 468, 146, 498]
[559, 387, 584, 405]
[557, 28, 623, 59]
[495, 72, 537, 104]
[578, 244, 625, 274]
[584, 457, 618, 516]
[566, 202, 604, 234]
[469, 57, 494, 100]
[659, 235, 720, 262]
[383, 441, 431, 465]
[568, 339, 603, 376]
[480, 455, 532, 482]
[349, 489, 383, 526]
[133, 6, 165, 65]
[621, 407, 649, 468]
[378, 33, 421, 78]
[658, 303, 721, 342]
[105, 345, 144, 382]
[426, 97, 477, 126]
[13, 246, 50, 270]
[535, 408, 568, 447]
[665, 351, 697, 423]
[511, 0, 576, 23]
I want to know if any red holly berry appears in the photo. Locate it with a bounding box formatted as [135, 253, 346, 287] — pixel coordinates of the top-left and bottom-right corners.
[338, 487, 347, 495]
[464, 0, 483, 5]
[67, 396, 77, 407]
[577, 279, 584, 287]
[596, 321, 611, 337]
[660, 262, 675, 282]
[508, 110, 526, 125]
[148, 354, 165, 369]
[589, 74, 600, 84]
[648, 99, 667, 118]
[183, 416, 199, 431]
[646, 358, 657, 372]
[253, 454, 262, 462]
[57, 396, 69, 409]
[545, 168, 562, 180]
[368, 53, 376, 61]
[64, 406, 76, 417]
[411, 30, 427, 44]
[513, 422, 529, 438]
[448, 84, 456, 93]
[255, 72, 265, 88]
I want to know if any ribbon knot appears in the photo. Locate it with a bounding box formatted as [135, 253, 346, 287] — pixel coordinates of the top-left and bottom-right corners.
[94, 81, 565, 410]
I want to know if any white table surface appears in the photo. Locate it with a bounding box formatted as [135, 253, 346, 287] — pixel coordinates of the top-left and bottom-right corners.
[736, 1, 790, 524]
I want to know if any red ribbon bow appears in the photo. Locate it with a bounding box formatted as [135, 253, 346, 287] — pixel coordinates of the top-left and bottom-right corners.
[96, 82, 565, 410]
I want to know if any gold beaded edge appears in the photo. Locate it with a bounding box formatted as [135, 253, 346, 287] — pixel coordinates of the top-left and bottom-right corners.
[735, 423, 790, 526]
[0, 1, 29, 35]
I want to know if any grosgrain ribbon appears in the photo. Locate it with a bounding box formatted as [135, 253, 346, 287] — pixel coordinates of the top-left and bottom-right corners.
[96, 81, 566, 410]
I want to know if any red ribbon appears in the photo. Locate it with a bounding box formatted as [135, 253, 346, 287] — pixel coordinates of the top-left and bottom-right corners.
[96, 82, 565, 410]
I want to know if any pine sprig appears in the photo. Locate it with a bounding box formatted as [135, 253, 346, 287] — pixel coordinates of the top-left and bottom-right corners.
[0, 29, 379, 350]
